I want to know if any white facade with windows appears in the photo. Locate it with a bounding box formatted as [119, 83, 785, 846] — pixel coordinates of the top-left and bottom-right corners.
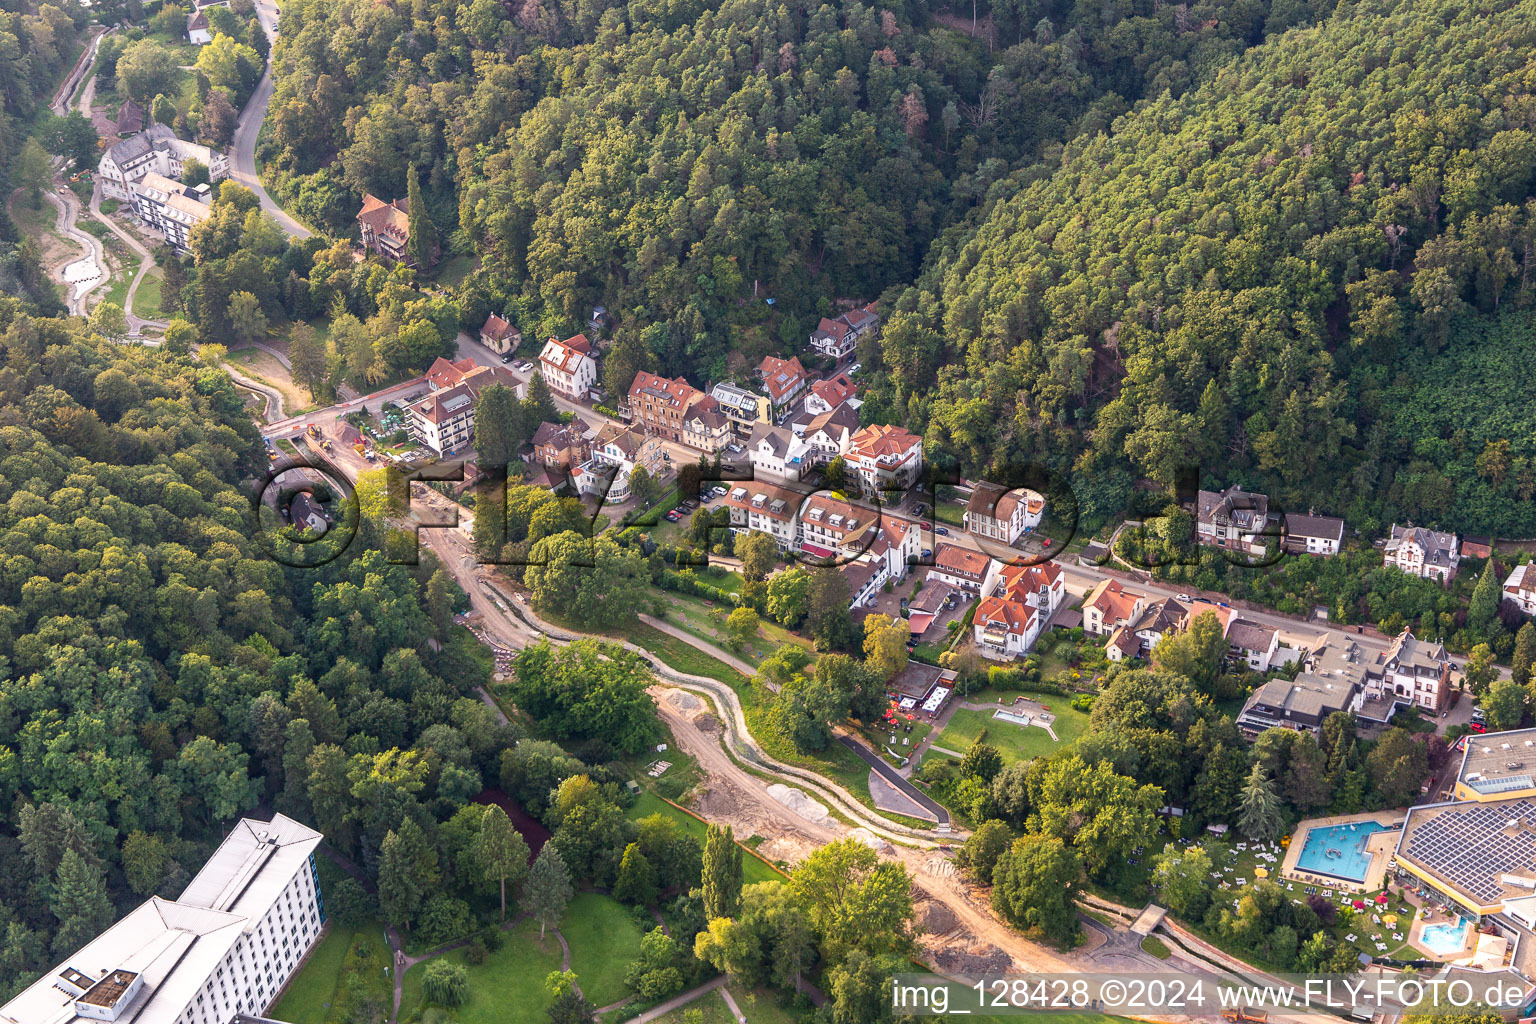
[0, 814, 325, 1024]
[99, 125, 228, 202]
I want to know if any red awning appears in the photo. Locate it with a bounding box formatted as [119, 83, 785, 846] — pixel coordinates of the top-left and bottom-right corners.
[799, 542, 835, 559]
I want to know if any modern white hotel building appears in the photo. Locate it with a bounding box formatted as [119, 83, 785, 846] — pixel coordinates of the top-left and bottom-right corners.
[0, 814, 325, 1024]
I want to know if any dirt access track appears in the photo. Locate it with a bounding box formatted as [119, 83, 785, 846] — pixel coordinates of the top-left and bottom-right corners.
[653, 687, 1090, 977]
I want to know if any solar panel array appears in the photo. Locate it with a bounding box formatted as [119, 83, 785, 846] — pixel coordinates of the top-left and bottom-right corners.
[1403, 799, 1536, 904]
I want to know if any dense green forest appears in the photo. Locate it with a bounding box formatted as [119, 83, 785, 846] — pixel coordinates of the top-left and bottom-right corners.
[259, 0, 1333, 378]
[878, 0, 1536, 535]
[0, 299, 518, 996]
[257, 0, 1536, 537]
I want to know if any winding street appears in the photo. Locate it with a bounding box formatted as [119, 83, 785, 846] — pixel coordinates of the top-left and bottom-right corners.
[229, 0, 313, 240]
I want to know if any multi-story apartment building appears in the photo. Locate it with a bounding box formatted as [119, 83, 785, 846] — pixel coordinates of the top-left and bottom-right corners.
[802, 374, 859, 417]
[928, 542, 990, 594]
[127, 172, 213, 253]
[679, 397, 733, 453]
[793, 404, 859, 468]
[709, 382, 770, 437]
[530, 419, 593, 470]
[538, 334, 598, 399]
[99, 125, 228, 201]
[627, 371, 702, 442]
[747, 424, 811, 481]
[407, 384, 476, 455]
[844, 424, 923, 495]
[964, 482, 1043, 545]
[1196, 484, 1281, 558]
[1081, 578, 1146, 636]
[1370, 629, 1454, 712]
[757, 355, 809, 416]
[809, 303, 878, 360]
[579, 423, 666, 503]
[797, 493, 875, 561]
[973, 561, 1065, 659]
[723, 481, 801, 550]
[408, 362, 524, 456]
[1, 814, 324, 1024]
[357, 193, 437, 267]
[1384, 523, 1461, 583]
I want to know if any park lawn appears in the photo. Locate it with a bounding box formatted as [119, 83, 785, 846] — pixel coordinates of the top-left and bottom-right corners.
[935, 704, 1089, 764]
[135, 269, 162, 316]
[561, 892, 646, 1008]
[1140, 935, 1172, 959]
[625, 792, 784, 884]
[269, 924, 391, 1024]
[728, 987, 802, 1024]
[400, 919, 563, 1024]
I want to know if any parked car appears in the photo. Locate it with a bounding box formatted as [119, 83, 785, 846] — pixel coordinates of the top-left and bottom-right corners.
[848, 363, 863, 375]
[664, 511, 681, 522]
[1176, 593, 1192, 602]
[921, 548, 933, 559]
[500, 352, 516, 363]
[935, 526, 949, 536]
[712, 486, 728, 496]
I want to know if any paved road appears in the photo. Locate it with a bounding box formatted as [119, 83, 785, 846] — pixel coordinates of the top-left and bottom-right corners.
[837, 734, 950, 826]
[229, 0, 313, 240]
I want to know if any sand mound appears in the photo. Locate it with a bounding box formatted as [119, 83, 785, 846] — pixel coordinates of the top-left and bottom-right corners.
[665, 689, 704, 711]
[848, 827, 890, 853]
[766, 783, 831, 824]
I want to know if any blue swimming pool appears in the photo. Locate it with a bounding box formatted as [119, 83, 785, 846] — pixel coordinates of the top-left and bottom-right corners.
[1420, 918, 1470, 957]
[1295, 821, 1392, 882]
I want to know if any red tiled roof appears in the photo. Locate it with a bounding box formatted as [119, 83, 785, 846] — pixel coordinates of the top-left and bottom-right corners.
[848, 423, 921, 461]
[933, 542, 989, 580]
[1083, 579, 1143, 624]
[976, 596, 1037, 636]
[810, 373, 857, 408]
[482, 313, 518, 342]
[357, 193, 410, 240]
[628, 370, 699, 406]
[541, 334, 595, 374]
[758, 355, 808, 403]
[427, 356, 479, 390]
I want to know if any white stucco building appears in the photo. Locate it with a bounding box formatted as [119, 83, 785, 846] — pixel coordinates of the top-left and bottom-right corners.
[0, 814, 324, 1024]
[99, 125, 228, 202]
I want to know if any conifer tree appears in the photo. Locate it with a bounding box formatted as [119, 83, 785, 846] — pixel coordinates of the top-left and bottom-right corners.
[701, 824, 742, 919]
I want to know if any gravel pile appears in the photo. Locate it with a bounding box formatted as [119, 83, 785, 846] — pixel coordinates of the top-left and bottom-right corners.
[934, 946, 1013, 974]
[766, 783, 831, 824]
[665, 690, 704, 711]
